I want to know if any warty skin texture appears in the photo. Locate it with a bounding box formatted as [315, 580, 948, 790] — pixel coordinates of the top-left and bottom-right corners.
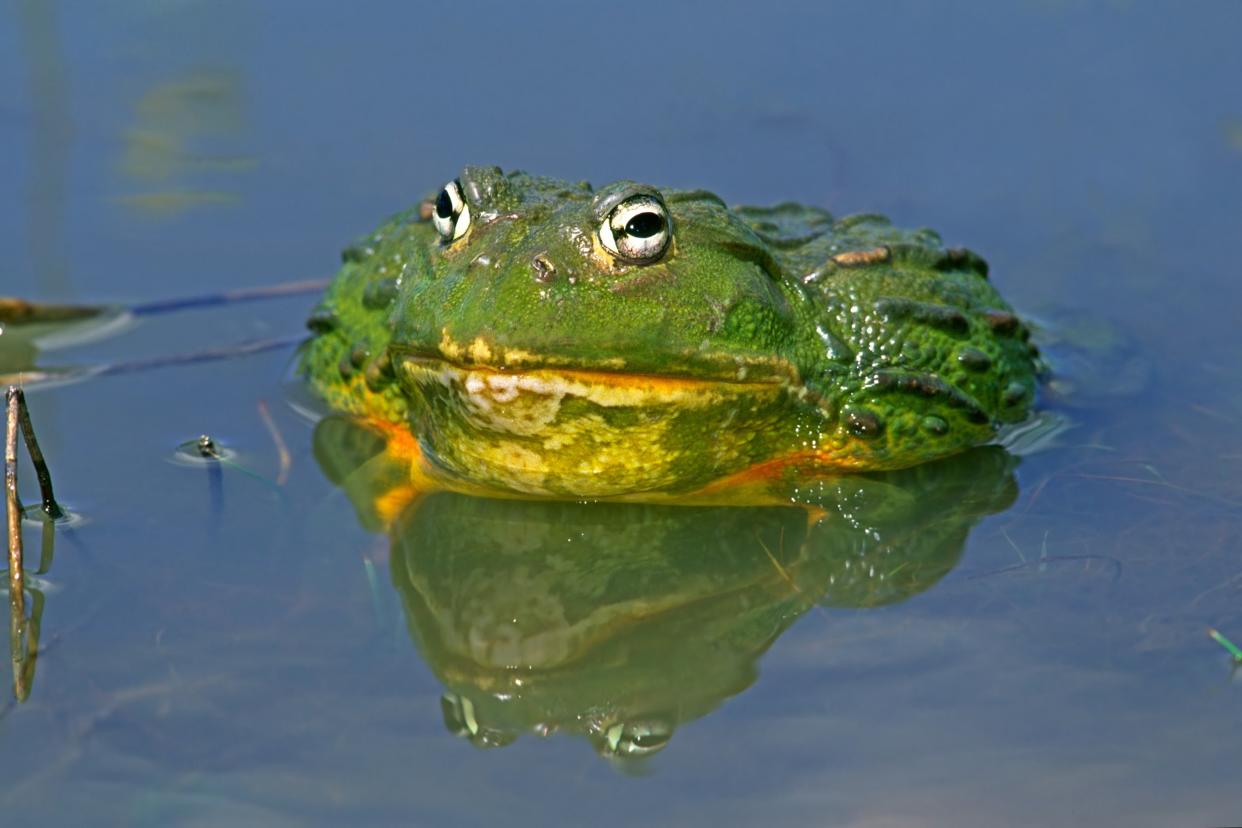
[301, 166, 1038, 500]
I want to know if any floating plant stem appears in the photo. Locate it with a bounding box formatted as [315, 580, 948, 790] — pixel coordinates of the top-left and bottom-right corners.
[2, 276, 328, 323]
[1, 334, 308, 390]
[1208, 628, 1242, 663]
[0, 297, 101, 325]
[127, 277, 329, 317]
[2, 276, 328, 390]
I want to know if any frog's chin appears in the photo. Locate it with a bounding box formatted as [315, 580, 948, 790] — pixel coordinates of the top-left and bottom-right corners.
[392, 354, 800, 498]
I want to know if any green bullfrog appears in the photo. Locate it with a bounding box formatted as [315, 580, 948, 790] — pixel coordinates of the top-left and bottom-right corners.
[301, 166, 1039, 502]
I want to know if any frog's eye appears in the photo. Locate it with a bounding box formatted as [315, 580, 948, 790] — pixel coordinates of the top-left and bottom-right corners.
[432, 179, 471, 241]
[598, 195, 671, 264]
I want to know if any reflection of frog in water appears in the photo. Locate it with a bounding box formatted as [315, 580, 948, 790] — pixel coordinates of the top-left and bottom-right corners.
[314, 416, 1019, 761]
[302, 166, 1040, 503]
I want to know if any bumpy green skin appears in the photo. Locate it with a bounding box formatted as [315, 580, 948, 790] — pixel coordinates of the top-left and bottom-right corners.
[302, 166, 1038, 494]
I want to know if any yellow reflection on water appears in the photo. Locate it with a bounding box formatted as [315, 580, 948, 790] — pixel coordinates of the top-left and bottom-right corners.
[115, 71, 256, 218]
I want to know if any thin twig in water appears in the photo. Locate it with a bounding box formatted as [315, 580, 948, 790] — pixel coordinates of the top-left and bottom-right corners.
[257, 399, 291, 486]
[12, 387, 62, 519]
[5, 386, 62, 702]
[1000, 528, 1027, 564]
[95, 335, 307, 379]
[0, 335, 306, 390]
[756, 527, 831, 622]
[128, 276, 330, 316]
[5, 277, 329, 324]
[6, 387, 27, 701]
[5, 388, 24, 619]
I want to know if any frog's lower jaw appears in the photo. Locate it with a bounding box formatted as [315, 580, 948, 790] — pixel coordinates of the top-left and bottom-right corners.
[395, 355, 816, 498]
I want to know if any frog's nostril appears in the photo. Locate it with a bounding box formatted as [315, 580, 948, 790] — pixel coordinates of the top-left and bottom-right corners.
[531, 253, 557, 283]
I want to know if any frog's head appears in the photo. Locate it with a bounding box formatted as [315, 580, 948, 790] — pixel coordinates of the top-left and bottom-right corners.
[381, 166, 816, 496]
[393, 165, 803, 382]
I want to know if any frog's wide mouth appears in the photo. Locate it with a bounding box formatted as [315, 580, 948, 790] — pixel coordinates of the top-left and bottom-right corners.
[387, 348, 805, 498]
[389, 342, 800, 394]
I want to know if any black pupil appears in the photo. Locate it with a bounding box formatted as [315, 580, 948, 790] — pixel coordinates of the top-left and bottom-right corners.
[624, 211, 664, 238]
[435, 188, 455, 220]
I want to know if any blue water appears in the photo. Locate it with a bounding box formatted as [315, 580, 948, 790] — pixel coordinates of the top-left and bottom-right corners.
[2, 2, 1241, 825]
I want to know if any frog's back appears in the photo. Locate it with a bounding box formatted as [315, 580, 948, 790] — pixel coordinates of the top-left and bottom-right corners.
[735, 204, 1040, 469]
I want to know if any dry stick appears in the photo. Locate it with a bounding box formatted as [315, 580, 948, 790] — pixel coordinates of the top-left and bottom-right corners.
[6, 387, 26, 701]
[1, 276, 328, 390]
[5, 389, 22, 609]
[128, 276, 330, 316]
[12, 388, 62, 519]
[5, 386, 62, 702]
[2, 275, 330, 322]
[0, 334, 306, 390]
